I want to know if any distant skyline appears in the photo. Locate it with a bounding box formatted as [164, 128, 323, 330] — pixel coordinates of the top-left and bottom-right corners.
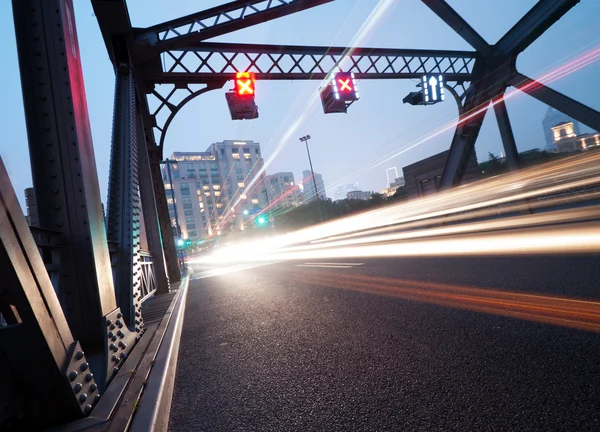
[1, 1, 599, 209]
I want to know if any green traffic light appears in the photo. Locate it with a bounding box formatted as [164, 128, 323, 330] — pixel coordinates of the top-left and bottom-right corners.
[257, 216, 267, 225]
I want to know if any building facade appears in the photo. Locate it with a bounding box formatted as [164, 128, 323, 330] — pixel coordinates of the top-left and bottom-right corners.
[302, 170, 327, 201]
[402, 150, 480, 198]
[381, 177, 405, 197]
[550, 121, 600, 153]
[542, 107, 581, 151]
[162, 140, 266, 240]
[346, 190, 372, 200]
[265, 172, 302, 211]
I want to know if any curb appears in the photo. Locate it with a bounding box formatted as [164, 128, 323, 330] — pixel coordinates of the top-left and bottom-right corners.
[128, 272, 190, 432]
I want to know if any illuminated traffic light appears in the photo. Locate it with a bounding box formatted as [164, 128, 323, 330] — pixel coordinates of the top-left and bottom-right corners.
[320, 71, 360, 114]
[404, 75, 445, 106]
[234, 72, 256, 96]
[226, 71, 259, 120]
[256, 215, 267, 225]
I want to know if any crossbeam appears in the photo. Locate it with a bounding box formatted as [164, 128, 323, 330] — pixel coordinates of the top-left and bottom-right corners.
[494, 0, 580, 57]
[135, 0, 334, 51]
[421, 0, 494, 60]
[144, 42, 477, 84]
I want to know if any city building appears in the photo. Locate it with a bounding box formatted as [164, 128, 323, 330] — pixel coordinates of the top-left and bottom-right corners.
[403, 150, 480, 198]
[265, 172, 302, 211]
[385, 167, 398, 187]
[381, 177, 405, 197]
[549, 121, 600, 153]
[542, 107, 581, 151]
[162, 140, 266, 240]
[334, 183, 359, 201]
[346, 190, 372, 200]
[302, 170, 327, 201]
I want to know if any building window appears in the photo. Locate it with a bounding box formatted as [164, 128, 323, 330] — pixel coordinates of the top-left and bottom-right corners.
[255, 148, 260, 155]
[237, 182, 245, 187]
[188, 231, 197, 238]
[183, 203, 193, 210]
[560, 128, 566, 137]
[199, 202, 204, 208]
[214, 191, 221, 197]
[213, 184, 221, 190]
[204, 192, 211, 197]
[182, 196, 192, 203]
[216, 203, 223, 209]
[184, 209, 194, 216]
[164, 183, 172, 190]
[220, 148, 225, 157]
[186, 216, 195, 223]
[167, 198, 175, 205]
[251, 198, 259, 204]
[203, 185, 210, 191]
[187, 224, 196, 230]
[241, 194, 247, 199]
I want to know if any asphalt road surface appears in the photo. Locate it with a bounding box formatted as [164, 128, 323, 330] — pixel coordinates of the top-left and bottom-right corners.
[169, 255, 600, 431]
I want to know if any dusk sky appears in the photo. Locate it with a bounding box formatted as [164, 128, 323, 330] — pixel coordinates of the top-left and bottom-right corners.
[1, 0, 599, 209]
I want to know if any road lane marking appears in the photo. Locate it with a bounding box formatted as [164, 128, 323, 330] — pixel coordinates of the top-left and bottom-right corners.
[302, 262, 365, 266]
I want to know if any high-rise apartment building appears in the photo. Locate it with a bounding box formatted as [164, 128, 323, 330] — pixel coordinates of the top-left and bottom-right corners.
[162, 140, 266, 240]
[302, 170, 326, 201]
[265, 172, 302, 211]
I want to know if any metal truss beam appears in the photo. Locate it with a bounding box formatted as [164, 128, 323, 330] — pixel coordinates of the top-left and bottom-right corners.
[439, 65, 493, 189]
[494, 0, 580, 56]
[13, 0, 135, 389]
[0, 157, 101, 428]
[106, 70, 144, 331]
[493, 94, 520, 171]
[512, 72, 600, 133]
[135, 0, 334, 52]
[421, 0, 494, 60]
[144, 42, 477, 84]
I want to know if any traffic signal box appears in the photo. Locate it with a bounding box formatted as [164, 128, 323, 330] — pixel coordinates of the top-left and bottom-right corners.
[320, 72, 360, 114]
[226, 72, 259, 120]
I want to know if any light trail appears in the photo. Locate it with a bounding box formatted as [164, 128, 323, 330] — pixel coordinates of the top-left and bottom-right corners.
[188, 150, 600, 267]
[289, 271, 600, 333]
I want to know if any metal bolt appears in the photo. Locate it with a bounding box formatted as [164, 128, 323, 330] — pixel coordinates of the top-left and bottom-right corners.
[112, 335, 117, 342]
[85, 373, 94, 382]
[118, 341, 125, 348]
[75, 351, 84, 360]
[113, 367, 119, 374]
[69, 371, 78, 381]
[120, 352, 127, 359]
[79, 393, 87, 404]
[112, 355, 119, 362]
[90, 384, 97, 392]
[117, 313, 122, 319]
[84, 404, 93, 414]
[80, 362, 89, 372]
[94, 394, 101, 403]
[106, 320, 112, 327]
[74, 383, 82, 393]
[110, 324, 115, 330]
[109, 343, 116, 351]
[108, 332, 114, 338]
[117, 331, 124, 338]
[116, 320, 122, 326]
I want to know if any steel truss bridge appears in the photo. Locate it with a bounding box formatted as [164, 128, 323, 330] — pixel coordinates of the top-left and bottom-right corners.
[1, 0, 599, 429]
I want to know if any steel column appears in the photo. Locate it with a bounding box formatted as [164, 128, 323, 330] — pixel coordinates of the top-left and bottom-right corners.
[439, 82, 490, 189]
[493, 95, 520, 170]
[0, 157, 100, 428]
[106, 69, 144, 331]
[12, 0, 134, 387]
[137, 109, 170, 295]
[512, 72, 600, 133]
[149, 150, 181, 283]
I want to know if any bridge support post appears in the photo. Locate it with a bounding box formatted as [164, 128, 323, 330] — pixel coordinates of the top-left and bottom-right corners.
[149, 150, 182, 283]
[137, 109, 170, 295]
[106, 68, 144, 331]
[12, 0, 134, 387]
[493, 94, 520, 170]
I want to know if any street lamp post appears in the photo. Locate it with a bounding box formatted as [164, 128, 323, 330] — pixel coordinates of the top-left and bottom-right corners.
[299, 135, 320, 201]
[299, 134, 323, 223]
[161, 158, 182, 240]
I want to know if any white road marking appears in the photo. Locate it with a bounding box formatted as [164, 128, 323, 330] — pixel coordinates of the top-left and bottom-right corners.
[301, 262, 365, 266]
[295, 264, 355, 269]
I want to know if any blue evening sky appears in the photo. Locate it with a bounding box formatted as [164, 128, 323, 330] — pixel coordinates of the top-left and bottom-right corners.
[1, 0, 599, 208]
